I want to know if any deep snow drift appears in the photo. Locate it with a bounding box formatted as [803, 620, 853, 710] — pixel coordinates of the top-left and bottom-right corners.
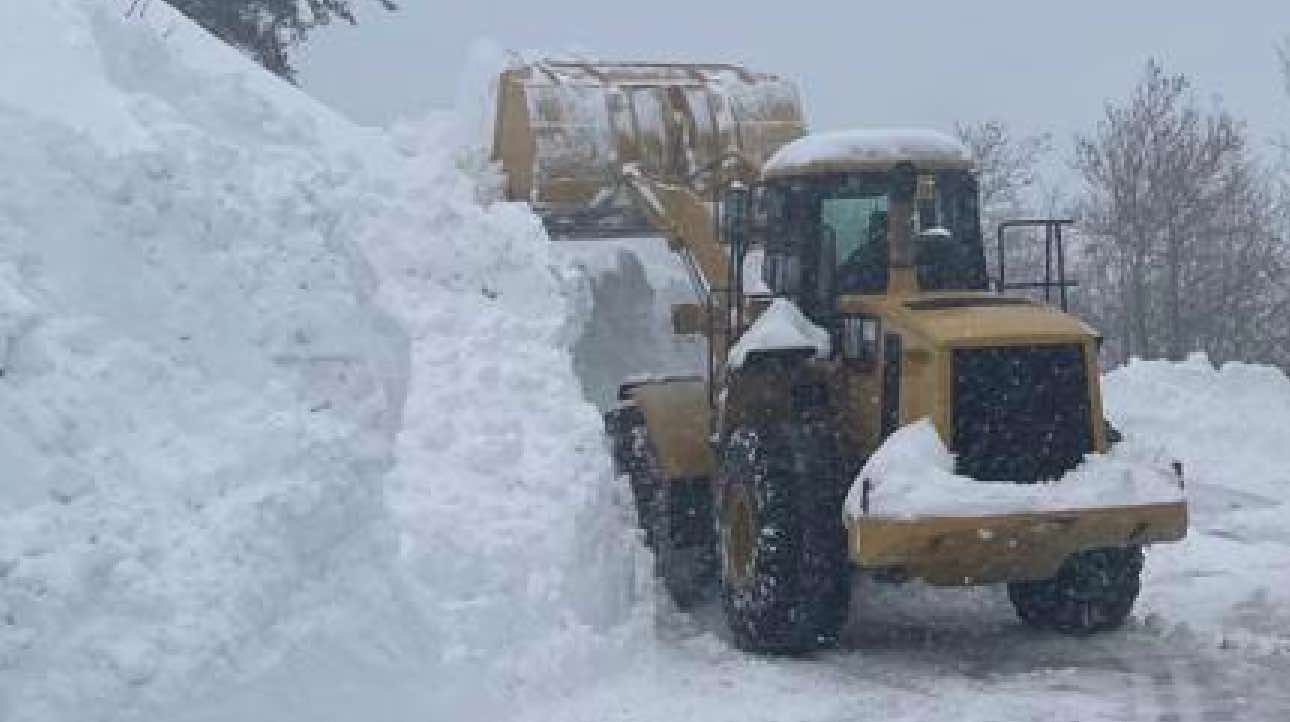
[1105, 356, 1290, 653]
[0, 3, 643, 721]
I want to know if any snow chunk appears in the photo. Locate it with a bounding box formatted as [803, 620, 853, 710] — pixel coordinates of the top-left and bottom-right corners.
[764, 128, 971, 178]
[727, 298, 830, 369]
[845, 418, 1183, 519]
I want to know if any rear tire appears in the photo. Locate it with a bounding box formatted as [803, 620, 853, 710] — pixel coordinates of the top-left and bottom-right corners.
[649, 477, 717, 608]
[1008, 546, 1143, 634]
[605, 403, 716, 609]
[716, 422, 851, 653]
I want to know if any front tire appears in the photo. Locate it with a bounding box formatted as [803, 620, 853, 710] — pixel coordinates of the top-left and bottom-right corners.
[1008, 546, 1144, 634]
[716, 422, 851, 653]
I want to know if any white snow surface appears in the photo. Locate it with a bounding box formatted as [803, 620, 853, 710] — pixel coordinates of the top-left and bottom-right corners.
[0, 3, 643, 721]
[844, 418, 1184, 519]
[726, 297, 830, 369]
[1103, 354, 1290, 654]
[763, 128, 971, 176]
[4, 2, 1290, 721]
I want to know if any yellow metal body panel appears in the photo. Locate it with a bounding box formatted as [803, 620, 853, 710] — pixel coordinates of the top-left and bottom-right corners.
[838, 292, 1098, 347]
[848, 501, 1188, 585]
[628, 379, 716, 480]
[834, 291, 1108, 456]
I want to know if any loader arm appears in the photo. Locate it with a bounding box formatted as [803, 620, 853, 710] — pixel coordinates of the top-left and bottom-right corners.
[618, 163, 729, 293]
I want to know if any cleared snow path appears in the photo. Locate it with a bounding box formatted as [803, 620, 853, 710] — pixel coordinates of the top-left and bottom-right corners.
[515, 589, 1290, 722]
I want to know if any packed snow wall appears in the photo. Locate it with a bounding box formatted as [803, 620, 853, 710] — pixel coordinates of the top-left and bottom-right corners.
[0, 3, 646, 721]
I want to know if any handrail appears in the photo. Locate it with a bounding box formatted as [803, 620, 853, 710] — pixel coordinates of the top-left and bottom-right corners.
[996, 219, 1077, 311]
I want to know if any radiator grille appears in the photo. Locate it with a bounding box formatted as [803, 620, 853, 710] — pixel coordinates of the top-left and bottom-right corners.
[951, 344, 1092, 482]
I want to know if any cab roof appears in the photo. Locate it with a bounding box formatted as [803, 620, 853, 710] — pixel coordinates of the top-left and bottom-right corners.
[762, 128, 973, 180]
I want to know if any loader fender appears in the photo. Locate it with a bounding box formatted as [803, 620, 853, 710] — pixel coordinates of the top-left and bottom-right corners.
[621, 377, 715, 481]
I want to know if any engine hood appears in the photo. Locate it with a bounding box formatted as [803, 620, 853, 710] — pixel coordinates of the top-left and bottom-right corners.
[839, 292, 1099, 348]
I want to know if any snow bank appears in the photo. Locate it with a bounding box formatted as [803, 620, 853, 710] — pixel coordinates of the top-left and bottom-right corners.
[844, 419, 1183, 519]
[763, 128, 970, 177]
[1103, 355, 1290, 652]
[0, 4, 409, 720]
[0, 3, 642, 721]
[727, 298, 830, 369]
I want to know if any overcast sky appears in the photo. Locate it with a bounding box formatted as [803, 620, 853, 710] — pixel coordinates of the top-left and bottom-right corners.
[299, 0, 1288, 173]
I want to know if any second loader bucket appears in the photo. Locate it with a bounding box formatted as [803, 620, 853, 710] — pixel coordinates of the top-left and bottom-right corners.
[492, 61, 805, 239]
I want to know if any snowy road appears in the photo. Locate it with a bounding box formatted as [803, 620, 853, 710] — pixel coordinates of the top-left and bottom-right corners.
[518, 578, 1290, 722]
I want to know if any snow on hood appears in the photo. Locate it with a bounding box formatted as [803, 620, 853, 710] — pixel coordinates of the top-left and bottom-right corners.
[727, 298, 831, 369]
[845, 418, 1184, 520]
[763, 128, 971, 178]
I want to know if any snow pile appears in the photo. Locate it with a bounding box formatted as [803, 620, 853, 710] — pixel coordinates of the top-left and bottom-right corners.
[1103, 355, 1290, 651]
[763, 128, 971, 177]
[335, 117, 647, 717]
[0, 4, 409, 720]
[727, 298, 830, 369]
[558, 239, 707, 410]
[0, 3, 642, 721]
[844, 419, 1183, 519]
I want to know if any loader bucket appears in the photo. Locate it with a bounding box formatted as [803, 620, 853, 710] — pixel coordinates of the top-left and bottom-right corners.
[848, 500, 1189, 585]
[492, 61, 806, 239]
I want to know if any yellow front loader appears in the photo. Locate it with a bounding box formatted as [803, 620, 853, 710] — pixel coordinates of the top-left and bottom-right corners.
[492, 60, 1187, 652]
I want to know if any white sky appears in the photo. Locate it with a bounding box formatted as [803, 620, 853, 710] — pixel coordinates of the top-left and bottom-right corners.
[299, 0, 1288, 170]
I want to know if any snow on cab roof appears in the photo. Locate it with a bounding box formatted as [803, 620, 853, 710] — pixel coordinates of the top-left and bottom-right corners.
[762, 128, 973, 179]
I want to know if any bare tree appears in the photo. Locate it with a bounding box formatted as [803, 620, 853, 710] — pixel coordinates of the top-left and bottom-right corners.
[1074, 60, 1286, 366]
[955, 120, 1052, 285]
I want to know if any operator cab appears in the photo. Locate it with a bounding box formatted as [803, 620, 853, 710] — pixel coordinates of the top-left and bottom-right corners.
[737, 129, 987, 322]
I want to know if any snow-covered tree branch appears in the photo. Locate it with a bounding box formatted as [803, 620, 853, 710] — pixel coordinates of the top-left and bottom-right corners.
[160, 0, 397, 81]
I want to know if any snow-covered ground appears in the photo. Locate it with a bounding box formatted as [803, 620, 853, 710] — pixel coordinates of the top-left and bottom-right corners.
[1106, 357, 1290, 656]
[1, 3, 1288, 722]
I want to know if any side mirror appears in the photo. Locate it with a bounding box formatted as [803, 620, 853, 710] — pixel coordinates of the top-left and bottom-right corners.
[763, 252, 802, 296]
[840, 315, 880, 367]
[670, 303, 706, 336]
